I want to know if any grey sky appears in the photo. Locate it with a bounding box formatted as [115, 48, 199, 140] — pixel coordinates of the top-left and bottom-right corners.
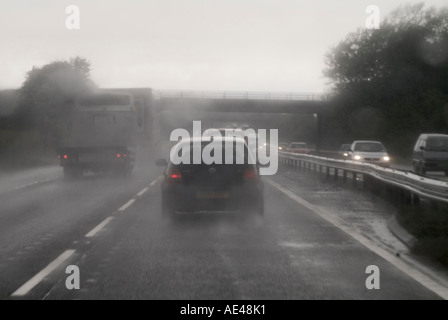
[0, 0, 446, 92]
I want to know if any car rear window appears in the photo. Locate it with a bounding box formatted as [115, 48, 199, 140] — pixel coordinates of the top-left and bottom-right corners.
[171, 140, 255, 166]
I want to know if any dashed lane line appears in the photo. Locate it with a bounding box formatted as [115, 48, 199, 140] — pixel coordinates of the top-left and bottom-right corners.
[85, 217, 114, 238]
[150, 176, 162, 187]
[11, 176, 161, 297]
[117, 199, 135, 212]
[11, 250, 76, 297]
[137, 187, 149, 197]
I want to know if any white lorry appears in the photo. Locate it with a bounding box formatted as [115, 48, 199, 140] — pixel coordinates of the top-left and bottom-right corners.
[57, 91, 137, 178]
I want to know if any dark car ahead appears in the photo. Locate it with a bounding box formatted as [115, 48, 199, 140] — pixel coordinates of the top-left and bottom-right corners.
[156, 137, 264, 220]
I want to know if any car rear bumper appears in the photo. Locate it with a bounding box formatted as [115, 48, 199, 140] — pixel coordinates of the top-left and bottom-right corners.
[162, 184, 263, 214]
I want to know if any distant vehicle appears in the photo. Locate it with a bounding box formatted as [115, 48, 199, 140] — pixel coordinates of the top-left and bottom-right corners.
[277, 142, 289, 151]
[339, 144, 351, 159]
[348, 140, 390, 166]
[156, 136, 264, 220]
[412, 133, 448, 175]
[287, 142, 309, 154]
[203, 127, 244, 137]
[203, 127, 257, 157]
[57, 91, 137, 178]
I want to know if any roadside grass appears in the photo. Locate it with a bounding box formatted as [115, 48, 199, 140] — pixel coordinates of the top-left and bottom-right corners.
[0, 128, 58, 171]
[0, 150, 58, 171]
[397, 202, 448, 267]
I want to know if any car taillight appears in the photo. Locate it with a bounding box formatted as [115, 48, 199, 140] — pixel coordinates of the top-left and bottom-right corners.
[116, 153, 127, 159]
[243, 167, 258, 180]
[167, 168, 183, 182]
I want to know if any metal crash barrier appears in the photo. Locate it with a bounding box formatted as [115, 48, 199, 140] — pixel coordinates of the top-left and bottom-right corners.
[279, 151, 448, 205]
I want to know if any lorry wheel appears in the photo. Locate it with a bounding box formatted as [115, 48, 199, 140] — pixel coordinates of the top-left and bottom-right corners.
[115, 166, 132, 178]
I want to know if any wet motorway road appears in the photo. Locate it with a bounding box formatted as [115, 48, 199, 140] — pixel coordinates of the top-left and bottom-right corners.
[0, 160, 446, 300]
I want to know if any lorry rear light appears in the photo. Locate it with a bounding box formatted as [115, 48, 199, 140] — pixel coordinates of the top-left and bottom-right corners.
[243, 167, 258, 180]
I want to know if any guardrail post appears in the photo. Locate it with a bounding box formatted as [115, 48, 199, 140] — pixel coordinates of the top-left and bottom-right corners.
[410, 192, 420, 206]
[334, 168, 338, 181]
[342, 170, 347, 183]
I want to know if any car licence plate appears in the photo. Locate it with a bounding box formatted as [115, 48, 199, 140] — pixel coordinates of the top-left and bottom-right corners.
[196, 191, 229, 199]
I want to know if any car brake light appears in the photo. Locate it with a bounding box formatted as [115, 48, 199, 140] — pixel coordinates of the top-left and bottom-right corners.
[64, 154, 68, 159]
[243, 167, 258, 179]
[116, 153, 121, 158]
[167, 168, 183, 181]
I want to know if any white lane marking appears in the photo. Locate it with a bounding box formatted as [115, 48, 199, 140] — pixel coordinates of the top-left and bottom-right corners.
[279, 242, 315, 249]
[85, 217, 114, 238]
[118, 199, 135, 212]
[266, 178, 448, 300]
[150, 176, 162, 186]
[13, 178, 52, 191]
[137, 187, 149, 197]
[11, 250, 75, 297]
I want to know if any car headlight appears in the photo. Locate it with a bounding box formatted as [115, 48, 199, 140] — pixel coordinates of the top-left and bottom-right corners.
[354, 155, 362, 160]
[279, 147, 283, 150]
[383, 156, 390, 162]
[343, 152, 348, 157]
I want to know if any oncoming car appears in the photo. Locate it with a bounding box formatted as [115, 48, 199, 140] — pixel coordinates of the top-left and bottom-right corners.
[348, 140, 390, 166]
[156, 136, 264, 220]
[339, 144, 351, 159]
[278, 142, 289, 151]
[287, 142, 309, 154]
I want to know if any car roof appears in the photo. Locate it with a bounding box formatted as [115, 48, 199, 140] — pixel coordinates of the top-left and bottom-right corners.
[175, 136, 247, 144]
[352, 140, 384, 144]
[419, 133, 448, 138]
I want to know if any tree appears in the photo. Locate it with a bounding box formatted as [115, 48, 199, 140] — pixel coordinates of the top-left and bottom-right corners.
[15, 57, 96, 148]
[324, 3, 448, 156]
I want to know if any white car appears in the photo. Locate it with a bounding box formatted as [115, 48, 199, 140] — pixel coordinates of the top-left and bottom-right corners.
[348, 140, 390, 166]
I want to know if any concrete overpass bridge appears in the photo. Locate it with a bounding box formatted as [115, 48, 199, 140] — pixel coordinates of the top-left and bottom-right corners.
[154, 90, 331, 114]
[153, 90, 332, 150]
